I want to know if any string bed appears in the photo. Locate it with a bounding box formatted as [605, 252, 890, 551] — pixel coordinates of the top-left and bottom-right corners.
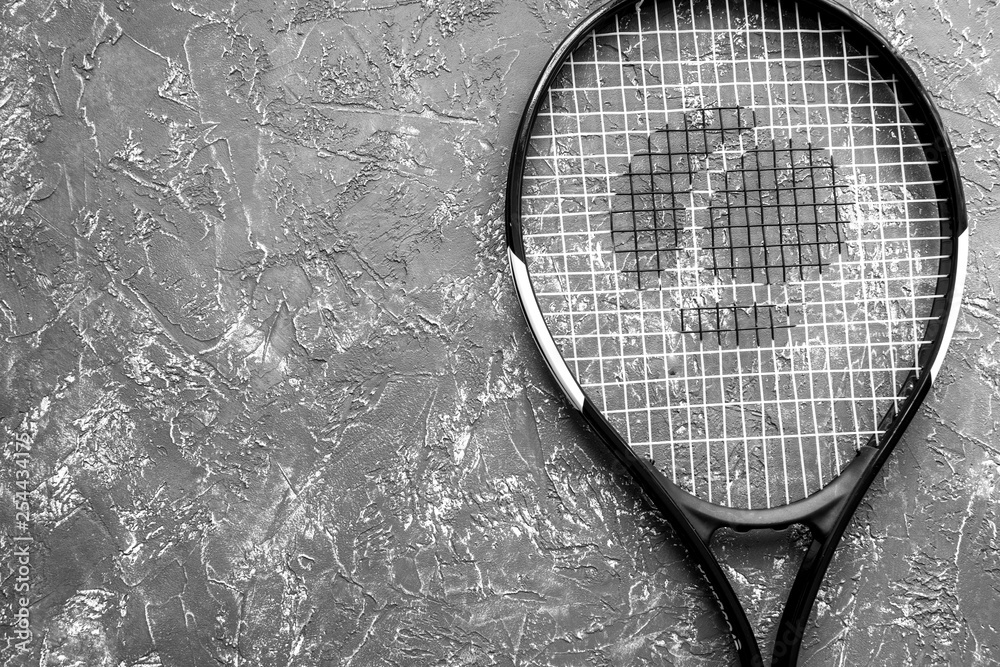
[519, 0, 949, 509]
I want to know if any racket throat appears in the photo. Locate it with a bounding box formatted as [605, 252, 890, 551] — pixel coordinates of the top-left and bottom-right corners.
[672, 445, 879, 546]
[653, 446, 883, 666]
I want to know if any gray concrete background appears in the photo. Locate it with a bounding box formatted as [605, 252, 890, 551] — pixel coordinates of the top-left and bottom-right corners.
[0, 0, 996, 665]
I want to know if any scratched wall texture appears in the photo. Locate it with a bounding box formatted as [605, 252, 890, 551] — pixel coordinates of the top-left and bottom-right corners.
[0, 0, 996, 665]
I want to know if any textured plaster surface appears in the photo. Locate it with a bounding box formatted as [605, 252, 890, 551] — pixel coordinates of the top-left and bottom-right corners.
[0, 0, 997, 665]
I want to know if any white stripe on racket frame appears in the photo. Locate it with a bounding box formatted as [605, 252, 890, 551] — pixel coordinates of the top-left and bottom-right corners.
[930, 227, 969, 382]
[510, 249, 587, 410]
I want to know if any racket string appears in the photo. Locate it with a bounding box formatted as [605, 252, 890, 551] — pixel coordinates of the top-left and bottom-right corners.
[519, 0, 948, 509]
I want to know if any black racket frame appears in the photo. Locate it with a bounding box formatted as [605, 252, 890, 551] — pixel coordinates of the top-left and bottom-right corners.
[505, 0, 967, 664]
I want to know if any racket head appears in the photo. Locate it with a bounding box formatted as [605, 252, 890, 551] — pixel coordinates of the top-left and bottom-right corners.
[507, 0, 967, 512]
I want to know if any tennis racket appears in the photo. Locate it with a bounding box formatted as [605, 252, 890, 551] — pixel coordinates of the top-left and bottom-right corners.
[505, 0, 967, 664]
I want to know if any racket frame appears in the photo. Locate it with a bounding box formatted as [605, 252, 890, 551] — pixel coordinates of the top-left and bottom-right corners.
[505, 0, 968, 664]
